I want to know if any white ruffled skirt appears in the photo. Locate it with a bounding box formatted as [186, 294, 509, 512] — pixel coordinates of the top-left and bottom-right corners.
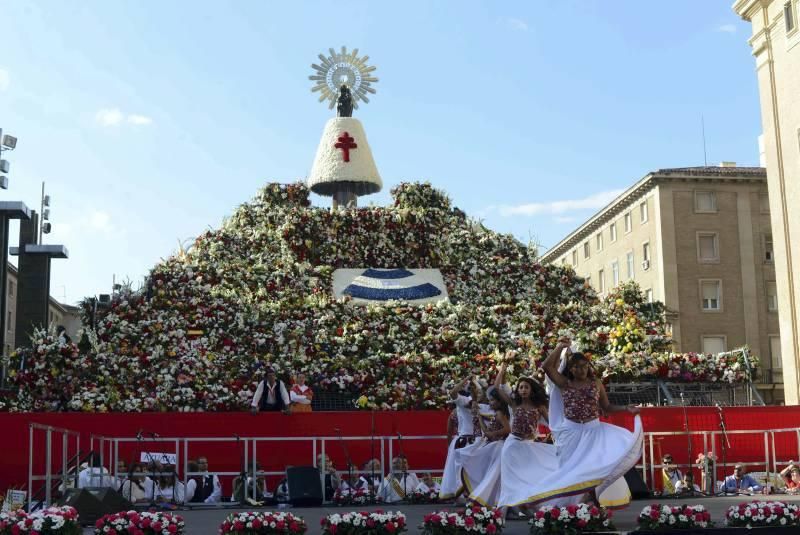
[439, 437, 481, 499]
[460, 438, 504, 506]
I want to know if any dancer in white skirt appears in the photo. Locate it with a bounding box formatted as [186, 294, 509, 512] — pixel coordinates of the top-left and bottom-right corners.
[461, 386, 510, 506]
[541, 339, 643, 507]
[439, 377, 488, 500]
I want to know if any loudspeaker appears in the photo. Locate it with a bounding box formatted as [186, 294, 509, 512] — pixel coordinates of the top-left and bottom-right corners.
[287, 466, 323, 507]
[56, 488, 105, 525]
[624, 468, 651, 499]
[86, 487, 132, 514]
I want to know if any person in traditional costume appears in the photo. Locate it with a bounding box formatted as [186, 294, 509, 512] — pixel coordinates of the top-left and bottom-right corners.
[416, 472, 441, 494]
[439, 377, 488, 500]
[317, 454, 344, 500]
[378, 456, 420, 503]
[356, 459, 383, 495]
[540, 340, 643, 507]
[660, 453, 683, 496]
[250, 367, 291, 414]
[187, 456, 222, 503]
[120, 462, 153, 504]
[462, 386, 510, 506]
[289, 372, 313, 413]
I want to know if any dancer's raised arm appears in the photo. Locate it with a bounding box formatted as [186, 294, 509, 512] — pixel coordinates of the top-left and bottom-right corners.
[493, 360, 514, 406]
[542, 341, 571, 388]
[449, 377, 470, 400]
[597, 380, 640, 414]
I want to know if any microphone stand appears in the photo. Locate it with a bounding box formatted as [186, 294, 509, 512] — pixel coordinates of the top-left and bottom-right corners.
[370, 410, 376, 504]
[397, 433, 408, 502]
[335, 429, 354, 499]
[679, 392, 697, 497]
[716, 404, 731, 496]
[235, 434, 247, 503]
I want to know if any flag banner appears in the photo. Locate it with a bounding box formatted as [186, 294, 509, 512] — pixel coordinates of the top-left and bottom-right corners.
[333, 268, 449, 305]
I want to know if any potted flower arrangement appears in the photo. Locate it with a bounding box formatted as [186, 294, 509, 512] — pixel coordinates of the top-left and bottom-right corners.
[636, 503, 712, 531]
[94, 510, 185, 534]
[219, 511, 307, 534]
[409, 487, 440, 504]
[321, 510, 406, 534]
[421, 504, 504, 534]
[0, 506, 81, 535]
[726, 500, 800, 529]
[333, 487, 381, 506]
[529, 503, 615, 534]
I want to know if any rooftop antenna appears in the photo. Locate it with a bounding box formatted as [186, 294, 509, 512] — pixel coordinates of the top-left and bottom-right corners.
[701, 114, 708, 167]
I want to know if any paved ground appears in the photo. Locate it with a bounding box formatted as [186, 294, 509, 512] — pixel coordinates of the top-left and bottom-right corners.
[81, 495, 800, 534]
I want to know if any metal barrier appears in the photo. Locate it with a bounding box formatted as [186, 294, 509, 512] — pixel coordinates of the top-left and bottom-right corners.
[27, 423, 81, 512]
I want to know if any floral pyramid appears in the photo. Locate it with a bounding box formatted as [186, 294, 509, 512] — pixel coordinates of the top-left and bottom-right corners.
[2, 183, 757, 412]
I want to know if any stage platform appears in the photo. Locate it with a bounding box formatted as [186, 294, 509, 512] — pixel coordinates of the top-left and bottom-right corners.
[75, 495, 800, 534]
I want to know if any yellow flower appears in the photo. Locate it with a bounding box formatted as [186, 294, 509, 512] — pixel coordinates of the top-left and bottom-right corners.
[615, 298, 624, 306]
[357, 395, 369, 408]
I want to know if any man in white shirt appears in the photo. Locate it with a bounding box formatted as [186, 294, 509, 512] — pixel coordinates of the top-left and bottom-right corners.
[78, 455, 118, 489]
[379, 456, 419, 503]
[186, 456, 222, 504]
[250, 367, 291, 414]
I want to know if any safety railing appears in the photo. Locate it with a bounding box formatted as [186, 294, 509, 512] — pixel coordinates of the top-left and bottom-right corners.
[27, 423, 81, 512]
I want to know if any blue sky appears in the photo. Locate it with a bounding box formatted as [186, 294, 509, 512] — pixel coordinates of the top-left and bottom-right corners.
[0, 1, 761, 305]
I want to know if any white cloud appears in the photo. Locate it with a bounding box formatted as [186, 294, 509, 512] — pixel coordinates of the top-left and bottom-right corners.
[499, 16, 529, 32]
[554, 216, 578, 224]
[717, 24, 737, 33]
[96, 108, 153, 127]
[88, 210, 114, 233]
[0, 68, 9, 91]
[127, 114, 153, 126]
[496, 189, 625, 217]
[96, 108, 124, 126]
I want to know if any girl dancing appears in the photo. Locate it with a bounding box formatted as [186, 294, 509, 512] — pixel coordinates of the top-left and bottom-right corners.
[462, 385, 510, 506]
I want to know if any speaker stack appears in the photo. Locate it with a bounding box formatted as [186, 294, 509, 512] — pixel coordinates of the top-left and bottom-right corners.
[56, 487, 132, 525]
[287, 466, 323, 507]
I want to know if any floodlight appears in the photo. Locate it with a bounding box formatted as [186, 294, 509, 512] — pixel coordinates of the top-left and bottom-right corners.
[43, 195, 51, 207]
[98, 294, 111, 304]
[0, 176, 7, 190]
[43, 209, 50, 220]
[0, 160, 8, 173]
[42, 222, 52, 234]
[113, 283, 122, 291]
[1, 135, 17, 150]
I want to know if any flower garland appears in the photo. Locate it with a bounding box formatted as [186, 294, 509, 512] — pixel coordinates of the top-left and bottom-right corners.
[219, 511, 307, 534]
[726, 500, 800, 528]
[420, 504, 504, 534]
[320, 510, 406, 534]
[332, 487, 382, 506]
[637, 503, 712, 531]
[0, 506, 80, 535]
[0, 183, 759, 413]
[529, 503, 614, 534]
[93, 510, 185, 535]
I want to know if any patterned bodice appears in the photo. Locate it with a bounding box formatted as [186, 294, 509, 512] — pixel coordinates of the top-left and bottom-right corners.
[484, 415, 505, 442]
[563, 381, 600, 422]
[511, 406, 539, 438]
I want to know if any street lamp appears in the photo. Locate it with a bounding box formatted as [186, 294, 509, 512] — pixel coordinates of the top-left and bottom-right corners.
[0, 128, 18, 190]
[39, 183, 52, 242]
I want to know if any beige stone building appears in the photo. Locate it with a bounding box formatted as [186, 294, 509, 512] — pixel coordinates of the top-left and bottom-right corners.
[3, 263, 81, 355]
[734, 0, 800, 404]
[541, 165, 783, 402]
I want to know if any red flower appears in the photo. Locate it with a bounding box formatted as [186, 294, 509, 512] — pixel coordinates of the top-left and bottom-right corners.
[386, 522, 396, 533]
[465, 517, 475, 527]
[487, 524, 497, 534]
[328, 524, 337, 534]
[252, 518, 262, 529]
[577, 519, 587, 528]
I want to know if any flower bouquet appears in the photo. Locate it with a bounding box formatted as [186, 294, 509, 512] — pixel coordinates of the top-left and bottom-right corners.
[0, 506, 81, 535]
[421, 504, 504, 534]
[409, 487, 440, 504]
[529, 503, 614, 534]
[321, 511, 406, 534]
[637, 503, 712, 531]
[94, 510, 185, 534]
[726, 500, 800, 528]
[332, 487, 381, 506]
[219, 511, 307, 534]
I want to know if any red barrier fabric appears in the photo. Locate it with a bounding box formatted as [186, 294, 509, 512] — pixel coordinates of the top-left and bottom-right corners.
[3, 406, 800, 494]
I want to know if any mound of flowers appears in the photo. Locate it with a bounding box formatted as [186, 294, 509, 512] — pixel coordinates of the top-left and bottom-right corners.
[94, 510, 185, 535]
[409, 487, 440, 504]
[637, 503, 712, 531]
[0, 506, 80, 535]
[1, 182, 759, 413]
[726, 500, 800, 528]
[529, 503, 614, 534]
[219, 511, 307, 534]
[421, 504, 504, 534]
[333, 487, 382, 506]
[321, 510, 405, 534]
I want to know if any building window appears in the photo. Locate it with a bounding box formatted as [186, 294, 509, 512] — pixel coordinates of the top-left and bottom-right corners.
[645, 288, 653, 302]
[624, 212, 632, 233]
[694, 191, 717, 213]
[697, 232, 720, 263]
[642, 242, 651, 269]
[8, 281, 14, 297]
[598, 269, 605, 293]
[786, 1, 796, 32]
[561, 257, 567, 265]
[572, 250, 578, 266]
[626, 251, 635, 280]
[700, 280, 722, 311]
[610, 223, 617, 242]
[760, 193, 770, 213]
[612, 261, 620, 286]
[586, 274, 592, 286]
[764, 234, 774, 263]
[770, 335, 783, 383]
[767, 281, 779, 311]
[583, 241, 590, 259]
[702, 335, 726, 354]
[6, 311, 10, 332]
[596, 232, 603, 252]
[640, 201, 648, 223]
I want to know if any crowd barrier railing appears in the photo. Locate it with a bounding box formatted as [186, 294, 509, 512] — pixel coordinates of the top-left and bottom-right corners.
[27, 423, 81, 512]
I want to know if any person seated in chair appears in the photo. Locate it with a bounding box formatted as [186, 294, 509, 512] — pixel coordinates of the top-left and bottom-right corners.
[780, 461, 800, 494]
[154, 465, 186, 504]
[120, 462, 154, 504]
[317, 454, 342, 500]
[78, 452, 118, 489]
[378, 456, 419, 503]
[187, 456, 222, 503]
[674, 472, 701, 495]
[660, 454, 683, 495]
[232, 463, 271, 503]
[721, 464, 763, 495]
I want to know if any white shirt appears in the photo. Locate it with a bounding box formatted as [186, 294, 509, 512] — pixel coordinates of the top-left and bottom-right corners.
[416, 480, 441, 493]
[78, 467, 118, 489]
[251, 380, 290, 408]
[378, 472, 420, 503]
[185, 474, 222, 503]
[121, 478, 154, 502]
[290, 384, 312, 404]
[154, 481, 186, 503]
[455, 395, 475, 436]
